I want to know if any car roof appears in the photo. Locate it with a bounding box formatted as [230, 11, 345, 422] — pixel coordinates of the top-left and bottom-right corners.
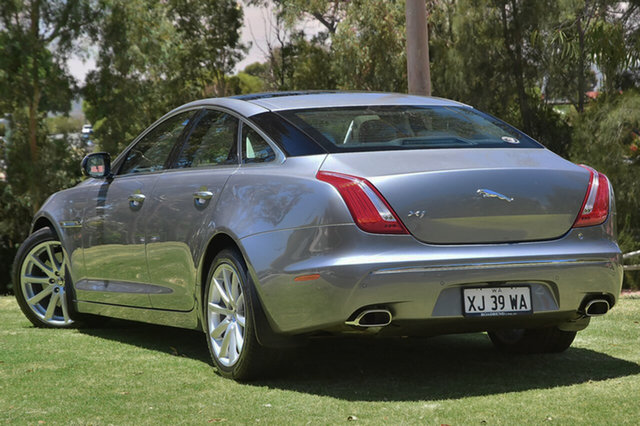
[177, 91, 469, 118]
[241, 91, 468, 111]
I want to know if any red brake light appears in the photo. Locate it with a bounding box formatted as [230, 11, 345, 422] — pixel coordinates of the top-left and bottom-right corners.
[573, 165, 610, 228]
[317, 171, 408, 234]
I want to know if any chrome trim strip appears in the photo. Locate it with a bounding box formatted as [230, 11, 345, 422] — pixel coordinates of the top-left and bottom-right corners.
[76, 279, 173, 294]
[59, 220, 82, 228]
[372, 258, 609, 275]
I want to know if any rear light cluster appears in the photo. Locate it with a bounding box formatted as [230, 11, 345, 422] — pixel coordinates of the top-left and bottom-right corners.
[573, 165, 610, 228]
[317, 171, 408, 234]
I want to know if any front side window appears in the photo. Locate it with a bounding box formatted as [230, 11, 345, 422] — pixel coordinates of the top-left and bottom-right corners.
[119, 111, 193, 175]
[176, 110, 238, 168]
[242, 125, 276, 164]
[281, 106, 542, 152]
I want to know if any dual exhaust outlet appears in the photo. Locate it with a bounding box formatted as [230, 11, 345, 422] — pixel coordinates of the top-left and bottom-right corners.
[345, 298, 610, 328]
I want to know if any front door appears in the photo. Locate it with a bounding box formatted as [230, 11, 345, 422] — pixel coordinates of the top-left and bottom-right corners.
[78, 110, 195, 307]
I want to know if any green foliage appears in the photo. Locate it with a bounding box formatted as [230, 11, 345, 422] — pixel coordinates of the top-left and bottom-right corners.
[83, 0, 247, 156]
[331, 1, 407, 92]
[570, 91, 640, 245]
[0, 110, 88, 294]
[46, 115, 85, 135]
[226, 72, 265, 95]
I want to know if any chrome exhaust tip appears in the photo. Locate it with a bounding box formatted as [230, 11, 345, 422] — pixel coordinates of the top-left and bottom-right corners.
[345, 309, 392, 327]
[584, 299, 610, 317]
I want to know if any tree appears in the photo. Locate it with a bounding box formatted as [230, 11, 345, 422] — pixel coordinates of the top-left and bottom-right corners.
[0, 0, 94, 205]
[83, 0, 181, 155]
[331, 1, 408, 92]
[84, 0, 247, 155]
[168, 0, 247, 100]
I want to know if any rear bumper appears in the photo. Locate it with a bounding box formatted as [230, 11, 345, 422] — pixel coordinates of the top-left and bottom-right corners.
[240, 222, 623, 335]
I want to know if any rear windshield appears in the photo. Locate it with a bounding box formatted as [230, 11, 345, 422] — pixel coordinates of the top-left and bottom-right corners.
[280, 106, 541, 152]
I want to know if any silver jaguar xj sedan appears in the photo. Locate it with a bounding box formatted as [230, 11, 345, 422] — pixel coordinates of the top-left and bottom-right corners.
[14, 92, 623, 380]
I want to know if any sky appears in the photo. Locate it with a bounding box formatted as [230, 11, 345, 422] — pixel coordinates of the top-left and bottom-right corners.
[67, 4, 323, 85]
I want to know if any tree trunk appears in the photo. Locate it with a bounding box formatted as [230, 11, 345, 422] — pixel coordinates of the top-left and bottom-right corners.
[406, 0, 432, 96]
[501, 0, 532, 133]
[576, 15, 586, 113]
[28, 0, 41, 163]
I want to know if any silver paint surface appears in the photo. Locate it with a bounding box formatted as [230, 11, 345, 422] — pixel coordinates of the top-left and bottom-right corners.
[29, 93, 623, 337]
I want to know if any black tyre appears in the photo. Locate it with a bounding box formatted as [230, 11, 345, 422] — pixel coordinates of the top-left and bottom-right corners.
[13, 227, 75, 328]
[488, 327, 577, 354]
[203, 248, 274, 380]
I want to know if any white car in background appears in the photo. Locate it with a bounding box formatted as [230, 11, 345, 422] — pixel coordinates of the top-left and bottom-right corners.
[81, 124, 92, 137]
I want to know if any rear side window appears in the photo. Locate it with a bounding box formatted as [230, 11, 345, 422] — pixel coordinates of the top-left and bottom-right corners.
[280, 106, 541, 152]
[176, 109, 238, 168]
[119, 111, 193, 175]
[242, 125, 275, 163]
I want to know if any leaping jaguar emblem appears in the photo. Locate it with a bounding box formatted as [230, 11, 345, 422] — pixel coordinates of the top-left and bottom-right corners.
[476, 189, 514, 203]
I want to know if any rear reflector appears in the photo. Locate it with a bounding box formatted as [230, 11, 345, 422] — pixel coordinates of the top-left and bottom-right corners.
[317, 171, 408, 234]
[573, 165, 610, 228]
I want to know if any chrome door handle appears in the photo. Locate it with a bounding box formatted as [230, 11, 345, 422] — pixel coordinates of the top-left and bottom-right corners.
[193, 190, 214, 206]
[128, 193, 146, 208]
[193, 191, 214, 200]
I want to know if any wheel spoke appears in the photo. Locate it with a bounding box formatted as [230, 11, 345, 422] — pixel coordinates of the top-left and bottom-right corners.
[231, 274, 240, 304]
[236, 293, 244, 313]
[208, 302, 233, 317]
[22, 274, 51, 285]
[222, 268, 236, 309]
[228, 324, 238, 363]
[234, 321, 244, 352]
[60, 289, 70, 323]
[27, 285, 54, 306]
[45, 245, 60, 272]
[44, 292, 59, 320]
[210, 317, 230, 339]
[219, 324, 233, 358]
[236, 313, 246, 328]
[29, 254, 54, 277]
[213, 277, 231, 306]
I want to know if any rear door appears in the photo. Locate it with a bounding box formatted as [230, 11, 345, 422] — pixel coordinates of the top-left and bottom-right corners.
[145, 109, 241, 311]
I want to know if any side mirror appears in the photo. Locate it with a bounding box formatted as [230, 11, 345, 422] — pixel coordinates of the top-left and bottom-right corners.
[81, 152, 112, 178]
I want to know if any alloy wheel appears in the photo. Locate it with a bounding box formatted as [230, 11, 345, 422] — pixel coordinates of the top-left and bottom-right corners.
[207, 263, 246, 367]
[19, 240, 73, 326]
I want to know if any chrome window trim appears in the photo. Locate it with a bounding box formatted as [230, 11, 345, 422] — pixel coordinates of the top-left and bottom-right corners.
[111, 103, 288, 176]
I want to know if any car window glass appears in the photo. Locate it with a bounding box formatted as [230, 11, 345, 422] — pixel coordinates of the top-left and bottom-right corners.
[282, 106, 541, 151]
[119, 111, 192, 175]
[242, 125, 275, 164]
[176, 110, 238, 168]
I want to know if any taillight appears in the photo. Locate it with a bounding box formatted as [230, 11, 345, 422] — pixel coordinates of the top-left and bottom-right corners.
[573, 165, 610, 228]
[317, 171, 408, 234]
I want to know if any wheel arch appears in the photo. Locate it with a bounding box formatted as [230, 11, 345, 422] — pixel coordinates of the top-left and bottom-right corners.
[31, 214, 59, 237]
[197, 231, 294, 348]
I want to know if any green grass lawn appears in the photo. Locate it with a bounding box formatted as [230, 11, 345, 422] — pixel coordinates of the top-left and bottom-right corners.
[1, 294, 639, 425]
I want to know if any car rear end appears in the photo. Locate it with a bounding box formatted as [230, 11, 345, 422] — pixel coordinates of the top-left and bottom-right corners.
[239, 96, 623, 339]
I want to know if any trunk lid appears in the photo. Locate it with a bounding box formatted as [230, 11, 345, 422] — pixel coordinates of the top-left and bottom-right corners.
[319, 148, 589, 244]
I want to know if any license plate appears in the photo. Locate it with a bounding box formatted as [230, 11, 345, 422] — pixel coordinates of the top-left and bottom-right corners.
[462, 286, 532, 317]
